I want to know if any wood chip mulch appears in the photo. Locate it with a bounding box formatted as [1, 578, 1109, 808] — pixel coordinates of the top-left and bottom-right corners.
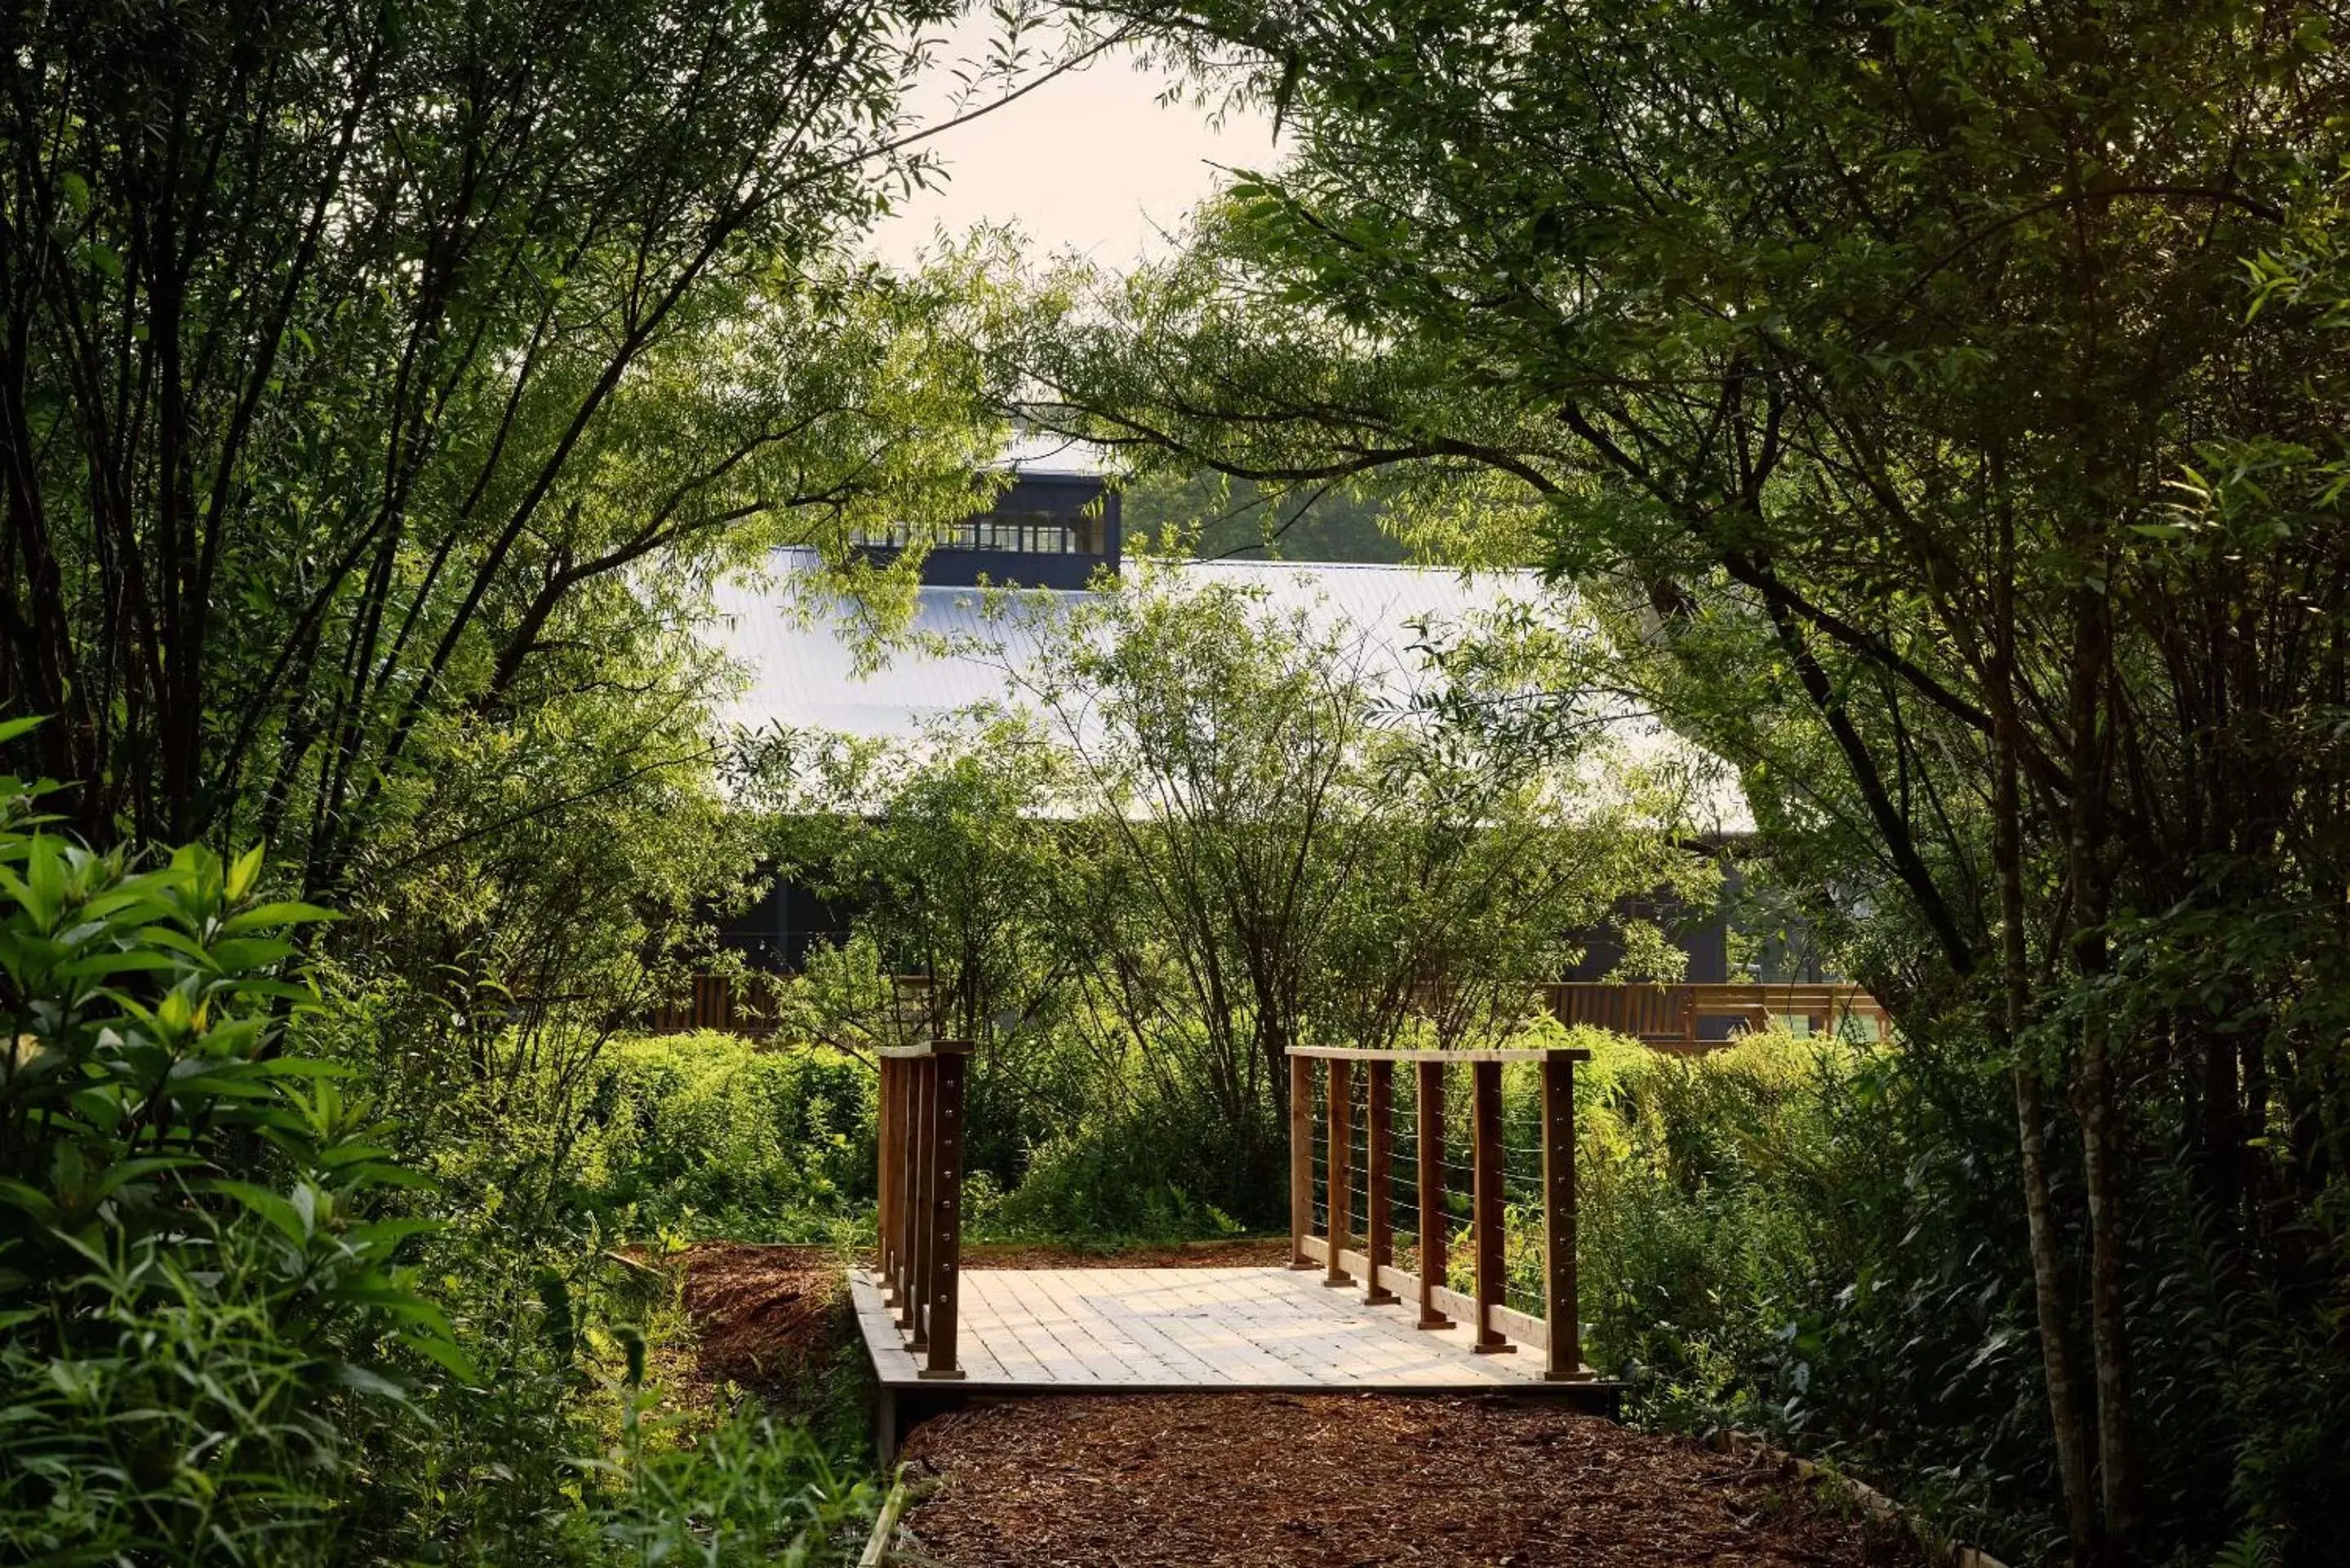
[678, 1242, 850, 1401]
[896, 1393, 1926, 1568]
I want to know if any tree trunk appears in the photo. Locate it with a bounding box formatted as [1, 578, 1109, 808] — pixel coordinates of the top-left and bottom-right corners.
[2063, 582, 2139, 1563]
[1991, 498, 2098, 1562]
[2013, 1060, 2096, 1562]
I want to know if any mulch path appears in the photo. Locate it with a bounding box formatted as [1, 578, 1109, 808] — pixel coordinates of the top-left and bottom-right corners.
[678, 1242, 851, 1401]
[896, 1393, 1926, 1568]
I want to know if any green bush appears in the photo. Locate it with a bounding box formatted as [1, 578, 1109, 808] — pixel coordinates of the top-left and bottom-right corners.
[997, 1109, 1253, 1242]
[587, 1399, 878, 1567]
[0, 764, 458, 1562]
[1562, 1029, 2053, 1560]
[0, 771, 878, 1566]
[568, 1032, 873, 1243]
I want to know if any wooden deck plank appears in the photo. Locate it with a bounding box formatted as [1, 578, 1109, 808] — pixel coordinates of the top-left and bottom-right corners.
[853, 1265, 1588, 1394]
[977, 1273, 1100, 1383]
[1125, 1269, 1305, 1383]
[956, 1273, 1049, 1382]
[1166, 1269, 1321, 1379]
[1035, 1270, 1191, 1384]
[1021, 1270, 1165, 1382]
[1002, 1272, 1133, 1384]
[1065, 1270, 1237, 1384]
[1107, 1273, 1263, 1384]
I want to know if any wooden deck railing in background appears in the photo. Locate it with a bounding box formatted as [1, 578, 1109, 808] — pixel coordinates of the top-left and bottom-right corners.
[1287, 1046, 1595, 1381]
[1540, 981, 1889, 1048]
[875, 1039, 971, 1379]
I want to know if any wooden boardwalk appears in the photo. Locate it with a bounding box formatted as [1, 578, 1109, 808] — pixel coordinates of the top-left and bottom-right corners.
[854, 1265, 1586, 1395]
[860, 1045, 1624, 1456]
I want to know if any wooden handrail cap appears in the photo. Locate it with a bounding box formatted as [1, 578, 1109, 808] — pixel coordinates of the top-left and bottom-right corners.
[1286, 1046, 1592, 1064]
[875, 1038, 977, 1059]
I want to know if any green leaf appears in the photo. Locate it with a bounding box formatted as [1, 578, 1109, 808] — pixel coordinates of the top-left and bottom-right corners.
[335, 1277, 457, 1338]
[0, 1179, 60, 1224]
[207, 936, 297, 971]
[56, 950, 181, 979]
[208, 1179, 309, 1245]
[398, 1331, 482, 1384]
[331, 1361, 410, 1402]
[218, 900, 340, 935]
[225, 843, 265, 903]
[90, 1156, 202, 1200]
[344, 1216, 443, 1253]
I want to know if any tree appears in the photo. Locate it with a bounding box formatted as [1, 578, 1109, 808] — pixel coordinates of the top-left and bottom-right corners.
[1027, 2, 2350, 1559]
[0, 0, 1022, 884]
[996, 564, 1704, 1180]
[1122, 467, 1410, 562]
[753, 717, 1084, 1179]
[1314, 606, 1717, 1055]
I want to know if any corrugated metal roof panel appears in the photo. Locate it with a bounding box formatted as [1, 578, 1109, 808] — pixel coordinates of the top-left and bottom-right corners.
[704, 550, 1751, 831]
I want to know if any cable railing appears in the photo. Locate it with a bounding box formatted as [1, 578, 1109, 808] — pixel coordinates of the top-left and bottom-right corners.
[1287, 1045, 1594, 1381]
[874, 1039, 971, 1380]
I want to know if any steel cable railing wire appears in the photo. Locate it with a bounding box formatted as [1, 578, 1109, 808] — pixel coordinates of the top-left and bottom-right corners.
[1308, 1077, 1331, 1232]
[1294, 1057, 1566, 1321]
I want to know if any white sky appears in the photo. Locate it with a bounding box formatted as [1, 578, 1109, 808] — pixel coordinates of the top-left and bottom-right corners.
[868, 27, 1277, 272]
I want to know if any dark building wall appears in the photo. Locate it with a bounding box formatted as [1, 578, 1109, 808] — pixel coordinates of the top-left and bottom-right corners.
[1557, 891, 1730, 985]
[715, 879, 848, 971]
[860, 472, 1122, 591]
[717, 868, 1731, 984]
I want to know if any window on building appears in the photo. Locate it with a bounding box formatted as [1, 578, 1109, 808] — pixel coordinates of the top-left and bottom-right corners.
[856, 510, 1101, 553]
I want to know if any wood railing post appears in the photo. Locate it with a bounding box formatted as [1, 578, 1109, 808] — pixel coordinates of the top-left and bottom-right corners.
[894, 1057, 913, 1295]
[886, 1056, 904, 1310]
[1325, 1057, 1354, 1286]
[1414, 1058, 1450, 1328]
[1469, 1059, 1510, 1353]
[1540, 1051, 1588, 1379]
[1363, 1058, 1396, 1305]
[921, 1044, 969, 1379]
[903, 1058, 932, 1342]
[1288, 1053, 1315, 1269]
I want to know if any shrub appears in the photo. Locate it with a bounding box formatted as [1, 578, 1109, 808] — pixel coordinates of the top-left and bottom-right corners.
[567, 1032, 873, 1243]
[0, 765, 459, 1562]
[0, 772, 878, 1566]
[997, 1109, 1251, 1242]
[1562, 1028, 2050, 1559]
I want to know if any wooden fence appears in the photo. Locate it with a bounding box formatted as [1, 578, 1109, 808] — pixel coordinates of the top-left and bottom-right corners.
[646, 973, 769, 1036]
[1541, 981, 1889, 1048]
[1287, 1045, 1594, 1381]
[873, 1038, 971, 1379]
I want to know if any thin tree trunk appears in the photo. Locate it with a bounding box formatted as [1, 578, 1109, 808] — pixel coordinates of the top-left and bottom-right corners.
[1991, 490, 2097, 1562]
[2063, 581, 2139, 1563]
[2012, 1058, 2097, 1562]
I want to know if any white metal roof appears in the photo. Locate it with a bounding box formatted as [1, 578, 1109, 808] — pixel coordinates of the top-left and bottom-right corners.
[990, 429, 1113, 478]
[705, 550, 1752, 832]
